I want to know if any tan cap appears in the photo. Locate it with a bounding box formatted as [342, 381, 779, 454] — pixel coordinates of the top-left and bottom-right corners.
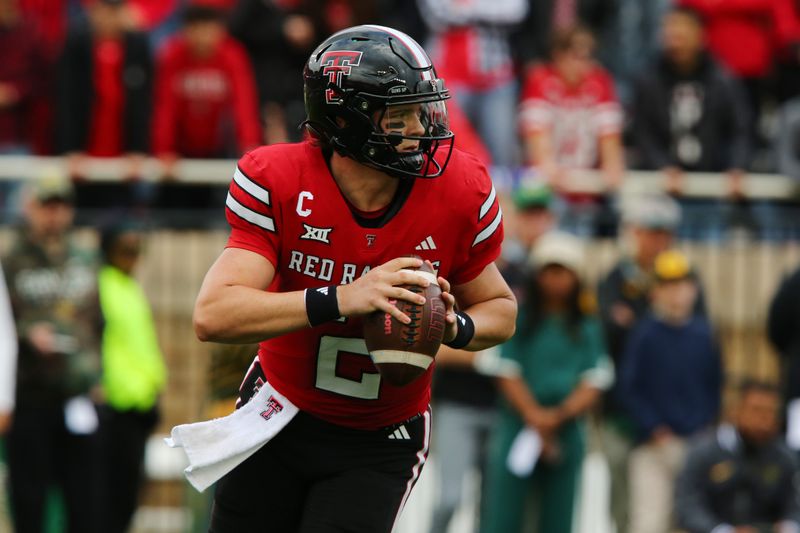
[530, 231, 585, 275]
[30, 170, 74, 204]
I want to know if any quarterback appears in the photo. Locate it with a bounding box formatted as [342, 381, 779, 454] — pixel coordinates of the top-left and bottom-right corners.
[193, 25, 517, 532]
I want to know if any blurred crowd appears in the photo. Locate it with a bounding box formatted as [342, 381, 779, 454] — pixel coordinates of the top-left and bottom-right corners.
[430, 185, 800, 533]
[2, 0, 800, 236]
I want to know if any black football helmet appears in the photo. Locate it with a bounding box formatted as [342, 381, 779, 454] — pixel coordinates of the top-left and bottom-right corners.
[303, 25, 454, 179]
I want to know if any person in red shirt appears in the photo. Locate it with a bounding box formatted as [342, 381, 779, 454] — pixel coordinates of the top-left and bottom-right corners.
[151, 3, 261, 171]
[520, 25, 624, 237]
[55, 0, 152, 212]
[180, 25, 516, 532]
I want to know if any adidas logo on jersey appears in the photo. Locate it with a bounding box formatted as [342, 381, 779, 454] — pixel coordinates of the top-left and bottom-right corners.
[387, 424, 411, 440]
[415, 236, 437, 251]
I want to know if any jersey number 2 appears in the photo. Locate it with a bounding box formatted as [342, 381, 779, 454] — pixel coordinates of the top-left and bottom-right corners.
[316, 336, 381, 399]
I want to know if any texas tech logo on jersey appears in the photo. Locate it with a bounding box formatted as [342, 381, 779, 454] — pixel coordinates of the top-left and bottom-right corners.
[321, 50, 363, 104]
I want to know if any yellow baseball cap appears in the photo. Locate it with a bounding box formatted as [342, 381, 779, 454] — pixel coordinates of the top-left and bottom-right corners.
[653, 249, 693, 282]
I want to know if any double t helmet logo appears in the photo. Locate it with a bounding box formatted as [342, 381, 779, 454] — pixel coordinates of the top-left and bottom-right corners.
[320, 50, 364, 104]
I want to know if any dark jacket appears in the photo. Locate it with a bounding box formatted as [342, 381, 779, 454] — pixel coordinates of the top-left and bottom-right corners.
[676, 424, 800, 533]
[619, 314, 722, 441]
[55, 27, 152, 154]
[632, 52, 751, 172]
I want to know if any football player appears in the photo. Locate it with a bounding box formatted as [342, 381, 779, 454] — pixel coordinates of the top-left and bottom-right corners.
[193, 25, 517, 532]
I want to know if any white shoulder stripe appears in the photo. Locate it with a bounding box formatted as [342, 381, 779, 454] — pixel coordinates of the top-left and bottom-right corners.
[479, 185, 497, 221]
[473, 206, 502, 247]
[233, 167, 270, 206]
[226, 193, 275, 232]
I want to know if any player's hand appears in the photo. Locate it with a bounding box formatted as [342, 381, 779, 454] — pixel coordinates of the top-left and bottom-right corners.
[650, 425, 674, 446]
[436, 272, 457, 343]
[541, 436, 562, 464]
[27, 322, 57, 356]
[337, 256, 429, 324]
[662, 166, 684, 197]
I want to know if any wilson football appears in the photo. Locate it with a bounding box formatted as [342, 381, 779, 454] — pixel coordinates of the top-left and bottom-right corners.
[363, 260, 446, 387]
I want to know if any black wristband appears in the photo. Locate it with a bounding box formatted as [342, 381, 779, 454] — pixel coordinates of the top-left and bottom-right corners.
[305, 286, 341, 327]
[445, 311, 475, 349]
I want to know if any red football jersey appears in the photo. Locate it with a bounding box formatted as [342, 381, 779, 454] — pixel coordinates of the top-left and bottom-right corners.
[224, 141, 503, 429]
[519, 64, 622, 169]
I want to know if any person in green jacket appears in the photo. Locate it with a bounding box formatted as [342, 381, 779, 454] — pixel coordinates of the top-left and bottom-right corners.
[98, 222, 166, 533]
[481, 231, 614, 533]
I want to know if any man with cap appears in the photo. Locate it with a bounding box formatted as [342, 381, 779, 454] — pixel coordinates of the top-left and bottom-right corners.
[620, 249, 723, 533]
[676, 380, 800, 533]
[3, 173, 104, 533]
[499, 180, 555, 303]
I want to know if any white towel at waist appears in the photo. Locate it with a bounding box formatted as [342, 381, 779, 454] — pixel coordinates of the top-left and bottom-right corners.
[165, 380, 299, 492]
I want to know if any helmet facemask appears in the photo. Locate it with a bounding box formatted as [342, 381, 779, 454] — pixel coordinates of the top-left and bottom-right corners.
[307, 78, 455, 179]
[363, 97, 454, 179]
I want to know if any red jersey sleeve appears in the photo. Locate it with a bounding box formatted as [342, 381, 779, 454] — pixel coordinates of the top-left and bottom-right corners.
[225, 149, 281, 267]
[449, 153, 504, 286]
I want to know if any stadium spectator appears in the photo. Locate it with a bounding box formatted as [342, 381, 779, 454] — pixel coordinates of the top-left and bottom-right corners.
[511, 0, 618, 71]
[612, 0, 674, 104]
[0, 0, 48, 219]
[499, 179, 555, 301]
[120, 0, 182, 50]
[631, 7, 750, 186]
[53, 0, 153, 217]
[678, 0, 800, 163]
[152, 2, 260, 164]
[418, 0, 528, 167]
[483, 232, 613, 533]
[427, 343, 517, 533]
[620, 249, 722, 533]
[0, 0, 45, 154]
[4, 173, 103, 533]
[229, 0, 324, 144]
[676, 381, 800, 533]
[596, 193, 684, 533]
[151, 2, 260, 221]
[55, 0, 152, 175]
[98, 222, 166, 533]
[631, 7, 756, 239]
[519, 25, 624, 237]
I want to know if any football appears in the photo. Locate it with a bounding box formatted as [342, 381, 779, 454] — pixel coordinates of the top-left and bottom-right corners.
[363, 260, 446, 387]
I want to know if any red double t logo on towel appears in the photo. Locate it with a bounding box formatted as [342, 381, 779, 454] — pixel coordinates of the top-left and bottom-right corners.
[260, 396, 284, 421]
